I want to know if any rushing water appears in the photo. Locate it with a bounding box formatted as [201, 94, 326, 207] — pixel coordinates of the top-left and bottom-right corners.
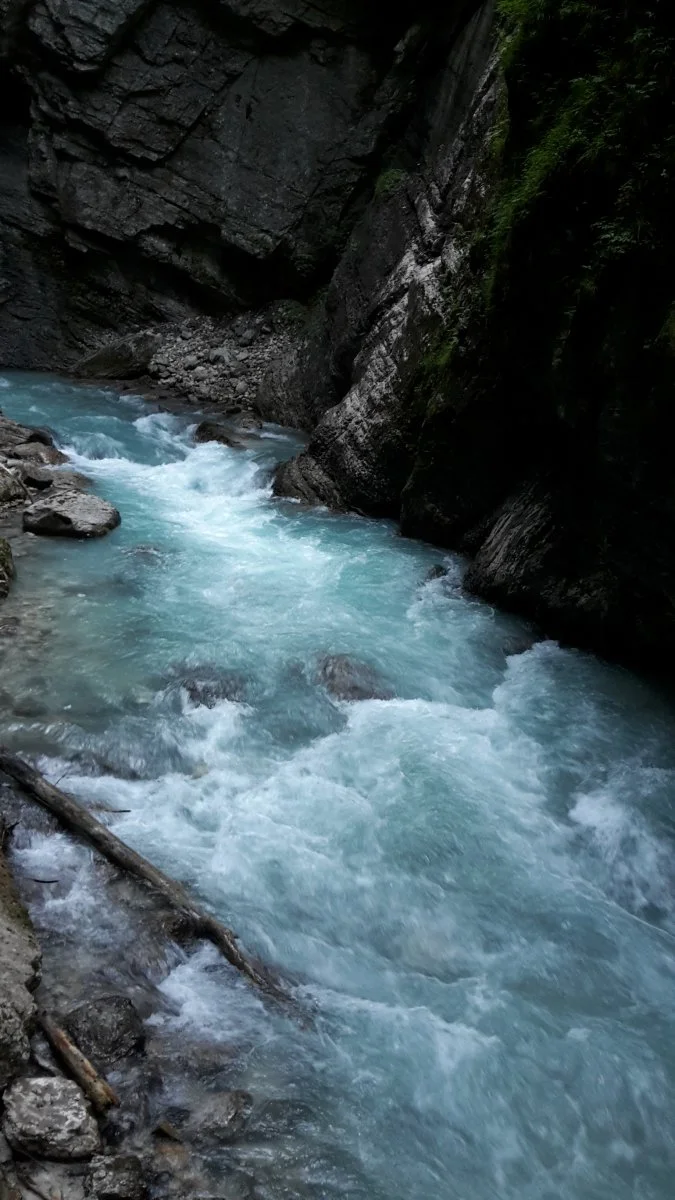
[2, 371, 675, 1198]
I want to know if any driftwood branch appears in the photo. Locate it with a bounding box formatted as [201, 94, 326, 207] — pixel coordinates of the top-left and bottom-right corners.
[0, 749, 290, 1005]
[38, 1013, 119, 1114]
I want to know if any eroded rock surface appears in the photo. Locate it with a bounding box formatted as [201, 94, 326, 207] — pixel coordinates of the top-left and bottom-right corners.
[65, 996, 145, 1069]
[2, 1076, 100, 1161]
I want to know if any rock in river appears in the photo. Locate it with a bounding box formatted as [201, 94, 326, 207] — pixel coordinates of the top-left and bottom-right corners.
[23, 491, 121, 538]
[65, 996, 145, 1069]
[3, 1076, 100, 1161]
[316, 654, 394, 702]
[86, 1153, 146, 1200]
[193, 421, 243, 449]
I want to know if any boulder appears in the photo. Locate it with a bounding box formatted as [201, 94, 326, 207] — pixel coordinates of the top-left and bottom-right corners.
[0, 538, 15, 600]
[23, 491, 121, 538]
[21, 426, 55, 447]
[193, 421, 243, 449]
[10, 444, 69, 465]
[74, 331, 163, 380]
[172, 665, 249, 708]
[0, 416, 53, 453]
[65, 996, 145, 1069]
[85, 1154, 146, 1200]
[315, 654, 394, 702]
[15, 462, 54, 490]
[2, 1077, 100, 1161]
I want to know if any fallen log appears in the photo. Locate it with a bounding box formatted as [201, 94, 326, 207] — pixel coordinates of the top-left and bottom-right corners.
[38, 1013, 120, 1114]
[0, 749, 290, 1004]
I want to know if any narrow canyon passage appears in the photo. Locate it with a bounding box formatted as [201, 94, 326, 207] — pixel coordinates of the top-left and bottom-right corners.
[2, 373, 675, 1200]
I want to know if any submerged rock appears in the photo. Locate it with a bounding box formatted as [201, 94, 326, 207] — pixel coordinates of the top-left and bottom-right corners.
[181, 670, 249, 708]
[65, 996, 145, 1069]
[86, 1154, 146, 1200]
[315, 654, 394, 702]
[185, 1090, 253, 1147]
[2, 1076, 100, 1161]
[193, 421, 243, 449]
[23, 491, 121, 538]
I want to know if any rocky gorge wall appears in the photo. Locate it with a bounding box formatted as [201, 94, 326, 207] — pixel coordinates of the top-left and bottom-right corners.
[1, 0, 675, 672]
[0, 0, 468, 365]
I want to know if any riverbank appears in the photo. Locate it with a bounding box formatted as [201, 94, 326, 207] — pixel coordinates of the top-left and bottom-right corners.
[0, 385, 300, 1200]
[0, 767, 277, 1200]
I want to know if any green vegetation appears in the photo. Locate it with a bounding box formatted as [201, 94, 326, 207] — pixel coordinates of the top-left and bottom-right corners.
[405, 0, 675, 562]
[374, 167, 408, 200]
[488, 0, 675, 362]
[418, 0, 675, 426]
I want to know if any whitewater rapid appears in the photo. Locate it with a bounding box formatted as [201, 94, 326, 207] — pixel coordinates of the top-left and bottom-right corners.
[2, 372, 675, 1199]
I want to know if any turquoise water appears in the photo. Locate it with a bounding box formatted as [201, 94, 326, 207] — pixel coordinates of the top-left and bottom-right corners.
[2, 371, 675, 1198]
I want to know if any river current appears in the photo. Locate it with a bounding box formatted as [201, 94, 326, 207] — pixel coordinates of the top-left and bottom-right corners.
[1, 372, 675, 1199]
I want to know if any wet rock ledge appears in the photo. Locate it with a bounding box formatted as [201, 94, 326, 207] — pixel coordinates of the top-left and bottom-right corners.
[0, 411, 122, 604]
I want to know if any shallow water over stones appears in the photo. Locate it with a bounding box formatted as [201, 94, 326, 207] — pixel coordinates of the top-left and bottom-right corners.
[2, 373, 675, 1199]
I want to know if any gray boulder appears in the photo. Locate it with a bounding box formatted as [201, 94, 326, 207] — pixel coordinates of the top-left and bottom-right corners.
[0, 416, 54, 453]
[2, 1076, 100, 1161]
[23, 491, 121, 538]
[85, 1154, 146, 1200]
[74, 331, 163, 380]
[65, 995, 145, 1069]
[10, 444, 69, 465]
[315, 654, 394, 702]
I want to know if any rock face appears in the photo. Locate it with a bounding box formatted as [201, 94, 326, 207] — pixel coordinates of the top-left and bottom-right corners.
[23, 491, 121, 538]
[0, 0, 446, 368]
[3, 1076, 101, 1161]
[267, 1, 498, 515]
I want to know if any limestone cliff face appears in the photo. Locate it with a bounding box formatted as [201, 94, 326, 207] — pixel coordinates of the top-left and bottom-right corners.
[0, 0, 453, 365]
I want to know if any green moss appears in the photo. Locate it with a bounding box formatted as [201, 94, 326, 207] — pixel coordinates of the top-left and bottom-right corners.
[374, 168, 408, 200]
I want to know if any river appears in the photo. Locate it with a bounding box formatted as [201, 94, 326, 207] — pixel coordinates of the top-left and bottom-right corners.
[1, 371, 675, 1199]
